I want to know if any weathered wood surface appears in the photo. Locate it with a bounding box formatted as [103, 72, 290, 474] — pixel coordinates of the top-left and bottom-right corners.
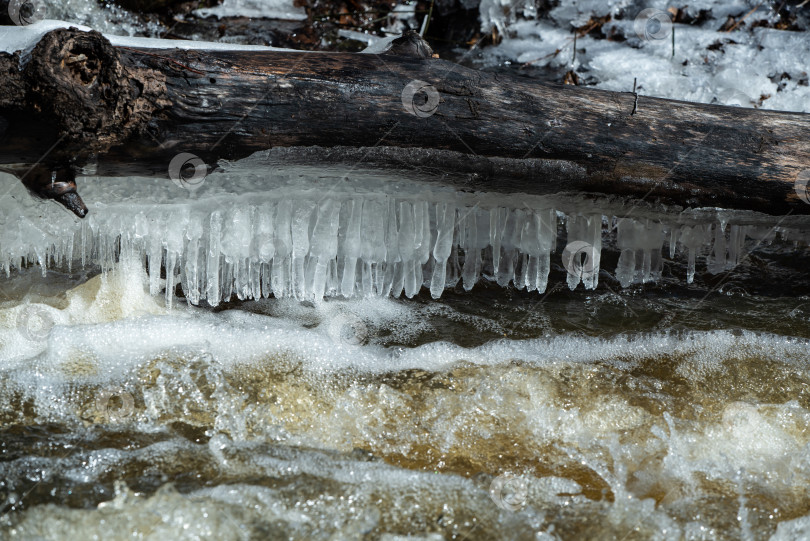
[1, 27, 809, 217]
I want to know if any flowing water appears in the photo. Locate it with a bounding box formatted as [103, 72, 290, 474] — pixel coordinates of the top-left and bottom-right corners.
[0, 160, 809, 541]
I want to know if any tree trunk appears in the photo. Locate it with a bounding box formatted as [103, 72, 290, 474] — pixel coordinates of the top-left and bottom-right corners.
[1, 27, 809, 217]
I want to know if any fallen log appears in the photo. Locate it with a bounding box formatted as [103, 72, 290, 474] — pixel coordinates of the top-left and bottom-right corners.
[1, 26, 809, 217]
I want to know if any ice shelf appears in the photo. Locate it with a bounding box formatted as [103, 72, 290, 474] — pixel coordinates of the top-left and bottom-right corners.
[0, 169, 808, 306]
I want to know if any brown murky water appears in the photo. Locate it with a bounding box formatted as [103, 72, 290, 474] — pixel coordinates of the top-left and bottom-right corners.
[1, 258, 809, 540]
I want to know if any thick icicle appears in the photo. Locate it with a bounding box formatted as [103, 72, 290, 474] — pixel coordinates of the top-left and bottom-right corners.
[564, 214, 602, 290]
[340, 199, 362, 298]
[382, 199, 399, 298]
[431, 202, 455, 299]
[615, 219, 664, 287]
[678, 224, 711, 284]
[460, 208, 478, 291]
[308, 199, 341, 300]
[291, 201, 315, 300]
[398, 201, 418, 298]
[206, 211, 222, 306]
[490, 208, 507, 276]
[360, 199, 387, 297]
[272, 200, 293, 299]
[256, 203, 276, 299]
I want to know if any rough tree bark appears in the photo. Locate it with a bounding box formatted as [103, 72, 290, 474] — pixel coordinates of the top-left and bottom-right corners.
[0, 27, 809, 218]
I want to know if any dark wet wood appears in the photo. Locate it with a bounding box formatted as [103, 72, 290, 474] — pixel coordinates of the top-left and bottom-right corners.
[0, 27, 809, 217]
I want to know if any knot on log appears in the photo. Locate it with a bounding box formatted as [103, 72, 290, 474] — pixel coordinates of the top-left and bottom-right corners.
[23, 28, 168, 157]
[384, 30, 434, 59]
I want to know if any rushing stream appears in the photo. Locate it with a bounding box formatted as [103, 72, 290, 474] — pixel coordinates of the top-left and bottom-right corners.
[0, 160, 809, 540]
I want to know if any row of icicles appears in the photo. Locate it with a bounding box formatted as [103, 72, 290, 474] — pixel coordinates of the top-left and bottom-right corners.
[2, 196, 791, 306]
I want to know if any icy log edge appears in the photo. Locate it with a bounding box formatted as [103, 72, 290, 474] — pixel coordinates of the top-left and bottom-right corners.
[1, 27, 810, 217]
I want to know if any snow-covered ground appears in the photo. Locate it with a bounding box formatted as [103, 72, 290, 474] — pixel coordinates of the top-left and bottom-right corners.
[478, 0, 810, 112]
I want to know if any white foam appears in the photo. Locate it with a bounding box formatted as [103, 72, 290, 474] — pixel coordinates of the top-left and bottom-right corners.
[3, 258, 808, 378]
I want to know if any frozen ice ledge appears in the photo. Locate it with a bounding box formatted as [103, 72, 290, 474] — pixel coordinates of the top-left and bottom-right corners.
[1, 169, 809, 307]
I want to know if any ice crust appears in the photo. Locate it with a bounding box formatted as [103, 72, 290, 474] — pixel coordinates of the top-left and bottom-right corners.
[0, 20, 298, 57]
[0, 169, 806, 307]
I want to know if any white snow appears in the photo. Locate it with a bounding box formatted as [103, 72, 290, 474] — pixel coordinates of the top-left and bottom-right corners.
[0, 20, 299, 56]
[477, 0, 810, 113]
[0, 19, 88, 55]
[194, 0, 306, 21]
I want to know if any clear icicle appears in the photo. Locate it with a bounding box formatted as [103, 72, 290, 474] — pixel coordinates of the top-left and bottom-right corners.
[291, 201, 315, 300]
[340, 199, 363, 298]
[206, 211, 222, 306]
[360, 199, 387, 297]
[431, 202, 455, 299]
[272, 200, 293, 299]
[398, 201, 419, 298]
[565, 214, 602, 290]
[679, 224, 711, 284]
[309, 199, 341, 300]
[461, 208, 478, 291]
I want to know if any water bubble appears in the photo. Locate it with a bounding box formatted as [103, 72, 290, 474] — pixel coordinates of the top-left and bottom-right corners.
[634, 9, 672, 41]
[489, 473, 528, 512]
[169, 153, 208, 192]
[401, 80, 440, 118]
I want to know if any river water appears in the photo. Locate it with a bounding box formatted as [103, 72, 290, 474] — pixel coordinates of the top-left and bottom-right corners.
[0, 160, 809, 541]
